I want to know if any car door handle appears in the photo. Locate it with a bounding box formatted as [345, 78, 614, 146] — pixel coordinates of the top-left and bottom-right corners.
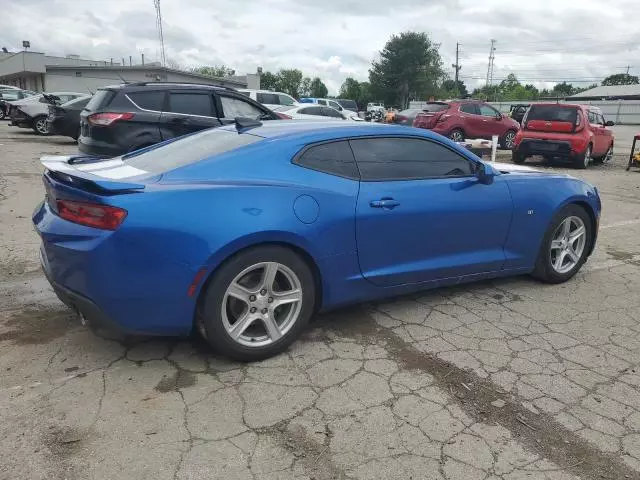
[370, 198, 400, 209]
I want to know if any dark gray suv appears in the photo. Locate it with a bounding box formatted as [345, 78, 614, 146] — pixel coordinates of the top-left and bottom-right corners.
[78, 82, 281, 157]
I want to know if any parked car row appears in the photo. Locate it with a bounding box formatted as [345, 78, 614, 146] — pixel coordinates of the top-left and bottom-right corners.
[3, 91, 88, 134]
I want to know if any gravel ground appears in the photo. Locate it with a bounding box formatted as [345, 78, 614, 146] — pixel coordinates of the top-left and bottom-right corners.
[1, 122, 640, 480]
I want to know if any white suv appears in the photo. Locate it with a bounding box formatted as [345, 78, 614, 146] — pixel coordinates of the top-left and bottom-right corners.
[238, 89, 299, 110]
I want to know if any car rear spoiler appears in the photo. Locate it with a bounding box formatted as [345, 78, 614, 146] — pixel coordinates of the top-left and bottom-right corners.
[40, 155, 146, 193]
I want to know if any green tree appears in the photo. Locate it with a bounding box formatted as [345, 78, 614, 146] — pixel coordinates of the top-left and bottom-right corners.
[259, 71, 279, 91]
[339, 77, 361, 99]
[309, 77, 328, 97]
[602, 73, 638, 86]
[276, 69, 304, 98]
[440, 79, 468, 98]
[299, 77, 312, 97]
[192, 65, 235, 78]
[369, 31, 444, 108]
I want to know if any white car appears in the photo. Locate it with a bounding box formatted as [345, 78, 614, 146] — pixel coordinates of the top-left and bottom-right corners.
[8, 92, 89, 135]
[238, 89, 299, 110]
[275, 104, 363, 121]
[0, 84, 21, 90]
[367, 102, 385, 113]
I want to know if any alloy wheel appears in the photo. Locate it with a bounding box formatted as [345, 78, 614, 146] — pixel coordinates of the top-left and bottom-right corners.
[604, 145, 613, 163]
[34, 118, 49, 135]
[549, 216, 586, 274]
[583, 145, 592, 168]
[221, 261, 303, 347]
[449, 130, 464, 142]
[503, 131, 516, 149]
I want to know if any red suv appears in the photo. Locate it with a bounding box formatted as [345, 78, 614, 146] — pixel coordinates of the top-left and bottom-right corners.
[512, 104, 614, 169]
[413, 100, 520, 149]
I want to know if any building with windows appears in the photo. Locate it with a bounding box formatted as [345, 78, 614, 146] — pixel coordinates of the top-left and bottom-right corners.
[0, 51, 258, 93]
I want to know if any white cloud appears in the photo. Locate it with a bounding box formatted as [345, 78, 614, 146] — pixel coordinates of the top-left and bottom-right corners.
[1, 0, 638, 94]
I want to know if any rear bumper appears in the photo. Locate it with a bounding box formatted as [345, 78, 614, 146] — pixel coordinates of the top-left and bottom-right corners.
[514, 139, 577, 158]
[78, 136, 125, 157]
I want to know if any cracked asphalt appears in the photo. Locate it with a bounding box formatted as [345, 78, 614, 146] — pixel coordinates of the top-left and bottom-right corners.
[1, 123, 640, 480]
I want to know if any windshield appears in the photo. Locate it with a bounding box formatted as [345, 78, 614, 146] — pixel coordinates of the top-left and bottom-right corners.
[123, 128, 261, 174]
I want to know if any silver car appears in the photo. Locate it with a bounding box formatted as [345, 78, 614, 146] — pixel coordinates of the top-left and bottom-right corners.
[8, 92, 88, 134]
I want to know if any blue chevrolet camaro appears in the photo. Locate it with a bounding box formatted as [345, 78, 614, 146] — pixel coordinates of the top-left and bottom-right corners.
[33, 120, 601, 360]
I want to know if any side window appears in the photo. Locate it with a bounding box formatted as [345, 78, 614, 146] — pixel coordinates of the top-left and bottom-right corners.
[350, 137, 475, 181]
[478, 104, 499, 117]
[257, 92, 279, 105]
[219, 95, 265, 119]
[328, 100, 341, 110]
[460, 104, 477, 115]
[168, 93, 213, 116]
[294, 141, 359, 179]
[323, 107, 343, 118]
[317, 99, 327, 105]
[598, 113, 606, 125]
[278, 94, 295, 106]
[587, 111, 597, 124]
[300, 106, 323, 116]
[128, 91, 165, 111]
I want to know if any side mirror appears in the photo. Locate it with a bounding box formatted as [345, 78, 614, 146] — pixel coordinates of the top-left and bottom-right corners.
[476, 163, 495, 185]
[605, 120, 615, 127]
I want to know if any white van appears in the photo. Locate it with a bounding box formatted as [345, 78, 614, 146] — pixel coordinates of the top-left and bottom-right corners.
[238, 89, 299, 110]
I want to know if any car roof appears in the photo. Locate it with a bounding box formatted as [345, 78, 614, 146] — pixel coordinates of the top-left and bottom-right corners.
[100, 82, 231, 92]
[221, 121, 444, 143]
[240, 89, 293, 95]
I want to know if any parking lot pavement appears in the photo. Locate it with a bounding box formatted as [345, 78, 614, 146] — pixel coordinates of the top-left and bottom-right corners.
[1, 122, 640, 480]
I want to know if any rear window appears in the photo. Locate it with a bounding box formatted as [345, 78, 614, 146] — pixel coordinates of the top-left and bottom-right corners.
[61, 96, 90, 108]
[337, 99, 357, 110]
[85, 90, 115, 111]
[127, 91, 165, 111]
[123, 129, 260, 174]
[257, 92, 279, 105]
[424, 102, 449, 112]
[527, 105, 577, 123]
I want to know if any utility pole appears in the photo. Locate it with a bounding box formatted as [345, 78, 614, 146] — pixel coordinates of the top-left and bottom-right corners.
[485, 39, 496, 87]
[451, 43, 462, 96]
[625, 65, 631, 75]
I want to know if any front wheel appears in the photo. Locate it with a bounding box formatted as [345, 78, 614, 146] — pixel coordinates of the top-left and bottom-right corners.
[199, 245, 315, 361]
[33, 116, 50, 135]
[532, 204, 592, 283]
[500, 130, 517, 149]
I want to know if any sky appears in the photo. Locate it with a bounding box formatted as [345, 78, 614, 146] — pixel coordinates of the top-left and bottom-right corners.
[1, 0, 639, 95]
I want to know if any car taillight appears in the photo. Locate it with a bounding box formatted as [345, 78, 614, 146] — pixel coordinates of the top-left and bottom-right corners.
[574, 111, 584, 132]
[56, 200, 127, 230]
[275, 112, 292, 119]
[87, 112, 135, 126]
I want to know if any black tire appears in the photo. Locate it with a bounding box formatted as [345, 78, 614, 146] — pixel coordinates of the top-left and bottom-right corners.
[573, 144, 591, 169]
[448, 128, 465, 143]
[532, 204, 593, 284]
[0, 108, 5, 120]
[32, 115, 50, 135]
[199, 245, 315, 361]
[500, 129, 517, 149]
[593, 143, 613, 165]
[512, 152, 526, 164]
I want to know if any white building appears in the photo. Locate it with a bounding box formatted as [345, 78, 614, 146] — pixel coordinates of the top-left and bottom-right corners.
[0, 51, 260, 93]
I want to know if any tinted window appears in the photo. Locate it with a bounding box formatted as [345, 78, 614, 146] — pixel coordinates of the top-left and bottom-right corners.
[168, 93, 213, 116]
[323, 107, 343, 118]
[61, 96, 90, 108]
[299, 106, 323, 116]
[257, 92, 279, 105]
[460, 104, 477, 114]
[124, 129, 260, 174]
[128, 91, 165, 111]
[328, 100, 341, 110]
[85, 89, 115, 110]
[317, 99, 327, 105]
[278, 94, 295, 106]
[479, 104, 499, 117]
[337, 99, 357, 110]
[219, 95, 265, 119]
[350, 138, 474, 181]
[527, 105, 578, 123]
[295, 141, 359, 179]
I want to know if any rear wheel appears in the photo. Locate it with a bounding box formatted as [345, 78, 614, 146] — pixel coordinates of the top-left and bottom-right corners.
[0, 107, 5, 120]
[512, 152, 526, 164]
[573, 144, 591, 169]
[532, 204, 592, 283]
[593, 144, 613, 164]
[199, 245, 315, 361]
[33, 116, 49, 135]
[448, 129, 465, 143]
